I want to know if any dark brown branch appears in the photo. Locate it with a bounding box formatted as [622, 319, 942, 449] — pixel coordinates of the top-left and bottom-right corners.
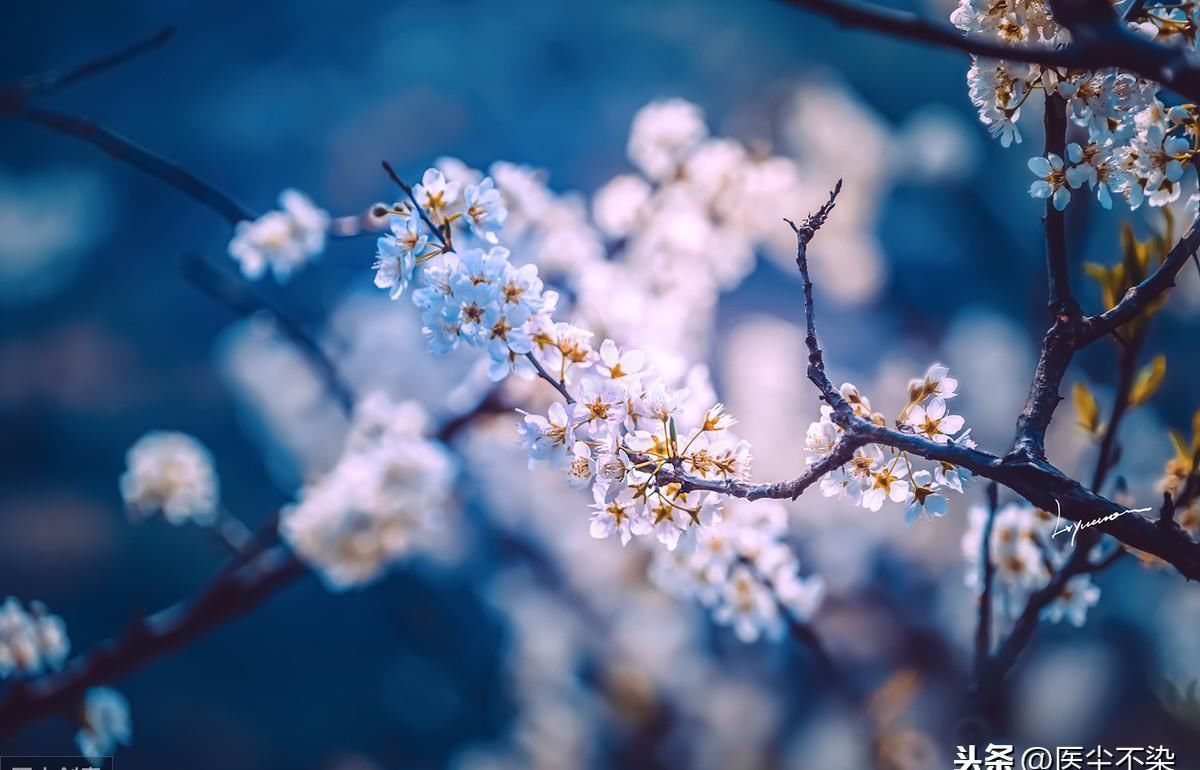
[19, 107, 254, 224]
[1042, 97, 1074, 314]
[1, 27, 174, 104]
[1076, 213, 1200, 347]
[1092, 335, 1144, 492]
[0, 546, 307, 738]
[782, 0, 1200, 103]
[983, 539, 1093, 685]
[784, 179, 845, 408]
[974, 482, 1000, 685]
[1012, 97, 1080, 459]
[659, 435, 864, 500]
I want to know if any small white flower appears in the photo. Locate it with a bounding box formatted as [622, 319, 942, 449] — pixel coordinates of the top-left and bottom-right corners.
[463, 177, 508, 240]
[120, 431, 219, 526]
[76, 687, 132, 761]
[227, 189, 329, 281]
[905, 470, 949, 525]
[0, 598, 70, 678]
[907, 363, 958, 402]
[905, 397, 965, 444]
[516, 402, 571, 469]
[596, 339, 646, 380]
[413, 167, 461, 224]
[861, 457, 909, 512]
[1029, 153, 1071, 211]
[565, 441, 595, 490]
[627, 98, 708, 181]
[1041, 574, 1101, 626]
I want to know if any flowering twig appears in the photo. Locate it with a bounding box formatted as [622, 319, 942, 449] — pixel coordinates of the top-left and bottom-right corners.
[781, 0, 1200, 103]
[658, 186, 1200, 581]
[380, 161, 452, 249]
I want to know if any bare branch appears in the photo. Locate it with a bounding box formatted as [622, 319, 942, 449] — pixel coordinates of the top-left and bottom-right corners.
[21, 107, 254, 224]
[1, 27, 174, 103]
[525, 352, 576, 404]
[784, 179, 845, 408]
[180, 252, 356, 415]
[1076, 213, 1200, 346]
[974, 482, 1000, 685]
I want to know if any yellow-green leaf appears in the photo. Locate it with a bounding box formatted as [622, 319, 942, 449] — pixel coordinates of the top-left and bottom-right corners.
[1171, 430, 1190, 462]
[1073, 382, 1101, 434]
[1129, 355, 1166, 407]
[1192, 408, 1200, 453]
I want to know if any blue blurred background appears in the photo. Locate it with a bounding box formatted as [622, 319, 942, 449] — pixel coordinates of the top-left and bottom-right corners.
[3, 1, 1200, 768]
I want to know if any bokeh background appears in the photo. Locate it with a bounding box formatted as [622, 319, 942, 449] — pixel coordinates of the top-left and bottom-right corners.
[3, 1, 1200, 768]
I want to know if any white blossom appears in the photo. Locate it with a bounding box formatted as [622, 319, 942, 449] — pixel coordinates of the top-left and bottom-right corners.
[76, 687, 132, 761]
[119, 431, 219, 526]
[228, 189, 329, 281]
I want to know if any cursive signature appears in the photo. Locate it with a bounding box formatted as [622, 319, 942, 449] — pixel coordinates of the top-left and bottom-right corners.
[1052, 499, 1152, 547]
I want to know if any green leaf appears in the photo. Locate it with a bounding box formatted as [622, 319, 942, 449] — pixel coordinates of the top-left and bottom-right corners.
[1129, 355, 1166, 407]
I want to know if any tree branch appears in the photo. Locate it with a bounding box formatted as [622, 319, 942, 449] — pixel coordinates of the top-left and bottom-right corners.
[1076, 213, 1200, 347]
[180, 252, 356, 415]
[0, 546, 307, 738]
[781, 0, 1200, 103]
[661, 189, 1200, 581]
[1, 27, 174, 104]
[19, 107, 254, 224]
[1012, 96, 1080, 459]
[974, 482, 1000, 686]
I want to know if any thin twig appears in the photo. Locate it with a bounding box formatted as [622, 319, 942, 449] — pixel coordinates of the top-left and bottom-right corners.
[380, 161, 452, 251]
[1076, 212, 1200, 346]
[180, 252, 356, 415]
[974, 482, 1000, 686]
[525, 352, 575, 404]
[20, 108, 254, 224]
[2, 27, 175, 102]
[0, 546, 307, 738]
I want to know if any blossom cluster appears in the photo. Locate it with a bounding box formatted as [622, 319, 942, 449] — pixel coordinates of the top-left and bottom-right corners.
[952, 0, 1200, 211]
[0, 597, 69, 678]
[280, 392, 457, 590]
[119, 430, 220, 526]
[651, 498, 826, 642]
[228, 189, 330, 281]
[962, 502, 1102, 626]
[806, 364, 974, 523]
[518, 345, 749, 553]
[0, 598, 129, 759]
[367, 157, 835, 642]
